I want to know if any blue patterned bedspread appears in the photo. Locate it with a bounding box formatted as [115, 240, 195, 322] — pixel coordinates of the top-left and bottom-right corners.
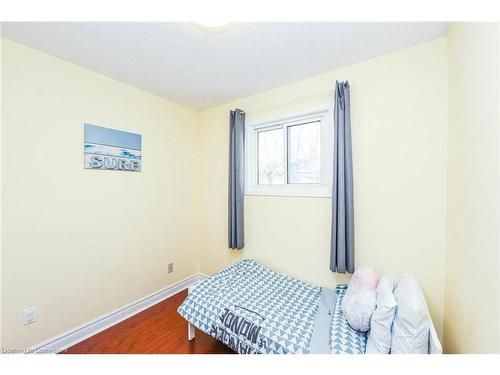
[330, 285, 367, 354]
[177, 260, 367, 354]
[177, 259, 322, 354]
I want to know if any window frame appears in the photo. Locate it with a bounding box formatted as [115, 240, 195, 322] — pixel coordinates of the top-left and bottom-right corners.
[245, 108, 333, 197]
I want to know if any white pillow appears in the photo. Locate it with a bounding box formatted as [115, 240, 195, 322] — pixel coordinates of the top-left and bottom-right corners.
[365, 273, 397, 354]
[391, 275, 430, 354]
[341, 267, 379, 332]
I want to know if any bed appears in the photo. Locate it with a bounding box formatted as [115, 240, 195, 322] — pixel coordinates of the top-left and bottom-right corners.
[177, 259, 441, 354]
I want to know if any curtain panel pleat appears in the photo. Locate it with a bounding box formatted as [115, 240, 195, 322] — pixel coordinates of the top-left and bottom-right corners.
[228, 109, 245, 249]
[330, 81, 355, 273]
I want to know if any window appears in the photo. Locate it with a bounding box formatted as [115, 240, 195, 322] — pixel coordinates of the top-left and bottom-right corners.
[246, 110, 332, 197]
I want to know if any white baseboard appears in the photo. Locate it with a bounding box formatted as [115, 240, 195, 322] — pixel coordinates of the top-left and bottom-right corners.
[28, 273, 208, 354]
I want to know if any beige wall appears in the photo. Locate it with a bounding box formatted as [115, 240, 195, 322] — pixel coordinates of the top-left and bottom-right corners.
[444, 23, 500, 353]
[0, 38, 202, 349]
[198, 38, 448, 339]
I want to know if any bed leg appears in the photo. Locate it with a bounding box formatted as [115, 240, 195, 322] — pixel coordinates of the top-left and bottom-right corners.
[188, 322, 196, 341]
[187, 283, 197, 341]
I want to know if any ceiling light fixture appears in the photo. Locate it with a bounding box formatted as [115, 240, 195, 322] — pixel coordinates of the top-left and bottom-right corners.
[192, 21, 233, 33]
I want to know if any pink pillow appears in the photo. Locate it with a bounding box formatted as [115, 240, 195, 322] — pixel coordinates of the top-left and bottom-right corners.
[349, 267, 379, 290]
[341, 267, 379, 332]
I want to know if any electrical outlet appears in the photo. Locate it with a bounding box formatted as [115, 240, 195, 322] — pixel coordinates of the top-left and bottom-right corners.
[23, 307, 37, 325]
[168, 263, 174, 273]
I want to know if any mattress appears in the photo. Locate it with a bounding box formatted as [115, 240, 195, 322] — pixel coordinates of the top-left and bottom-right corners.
[178, 259, 367, 354]
[177, 260, 366, 354]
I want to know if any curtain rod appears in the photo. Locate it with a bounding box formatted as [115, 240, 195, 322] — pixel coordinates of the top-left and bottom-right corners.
[239, 89, 333, 116]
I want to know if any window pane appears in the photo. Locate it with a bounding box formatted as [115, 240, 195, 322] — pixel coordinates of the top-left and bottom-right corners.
[288, 121, 321, 184]
[258, 128, 285, 185]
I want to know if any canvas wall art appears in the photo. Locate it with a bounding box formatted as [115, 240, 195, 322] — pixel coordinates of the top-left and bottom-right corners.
[84, 124, 142, 172]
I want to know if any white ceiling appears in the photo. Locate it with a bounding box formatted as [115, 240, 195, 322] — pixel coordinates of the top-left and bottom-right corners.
[1, 22, 449, 110]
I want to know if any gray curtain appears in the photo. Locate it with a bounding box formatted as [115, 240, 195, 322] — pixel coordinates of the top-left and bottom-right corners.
[228, 109, 245, 249]
[330, 81, 354, 273]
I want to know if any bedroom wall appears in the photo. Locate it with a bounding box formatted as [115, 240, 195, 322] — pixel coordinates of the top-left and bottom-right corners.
[198, 38, 448, 339]
[444, 23, 500, 353]
[0, 38, 202, 349]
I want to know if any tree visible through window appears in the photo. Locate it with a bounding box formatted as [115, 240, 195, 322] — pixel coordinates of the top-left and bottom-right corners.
[288, 121, 321, 184]
[247, 110, 331, 197]
[258, 128, 285, 185]
[257, 120, 321, 185]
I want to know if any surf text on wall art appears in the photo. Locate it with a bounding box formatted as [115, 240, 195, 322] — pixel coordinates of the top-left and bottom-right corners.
[84, 124, 142, 172]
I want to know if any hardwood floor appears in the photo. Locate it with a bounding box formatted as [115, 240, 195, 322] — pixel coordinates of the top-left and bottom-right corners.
[61, 289, 234, 354]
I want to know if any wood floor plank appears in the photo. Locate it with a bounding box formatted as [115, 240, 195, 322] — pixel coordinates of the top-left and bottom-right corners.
[61, 289, 234, 354]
